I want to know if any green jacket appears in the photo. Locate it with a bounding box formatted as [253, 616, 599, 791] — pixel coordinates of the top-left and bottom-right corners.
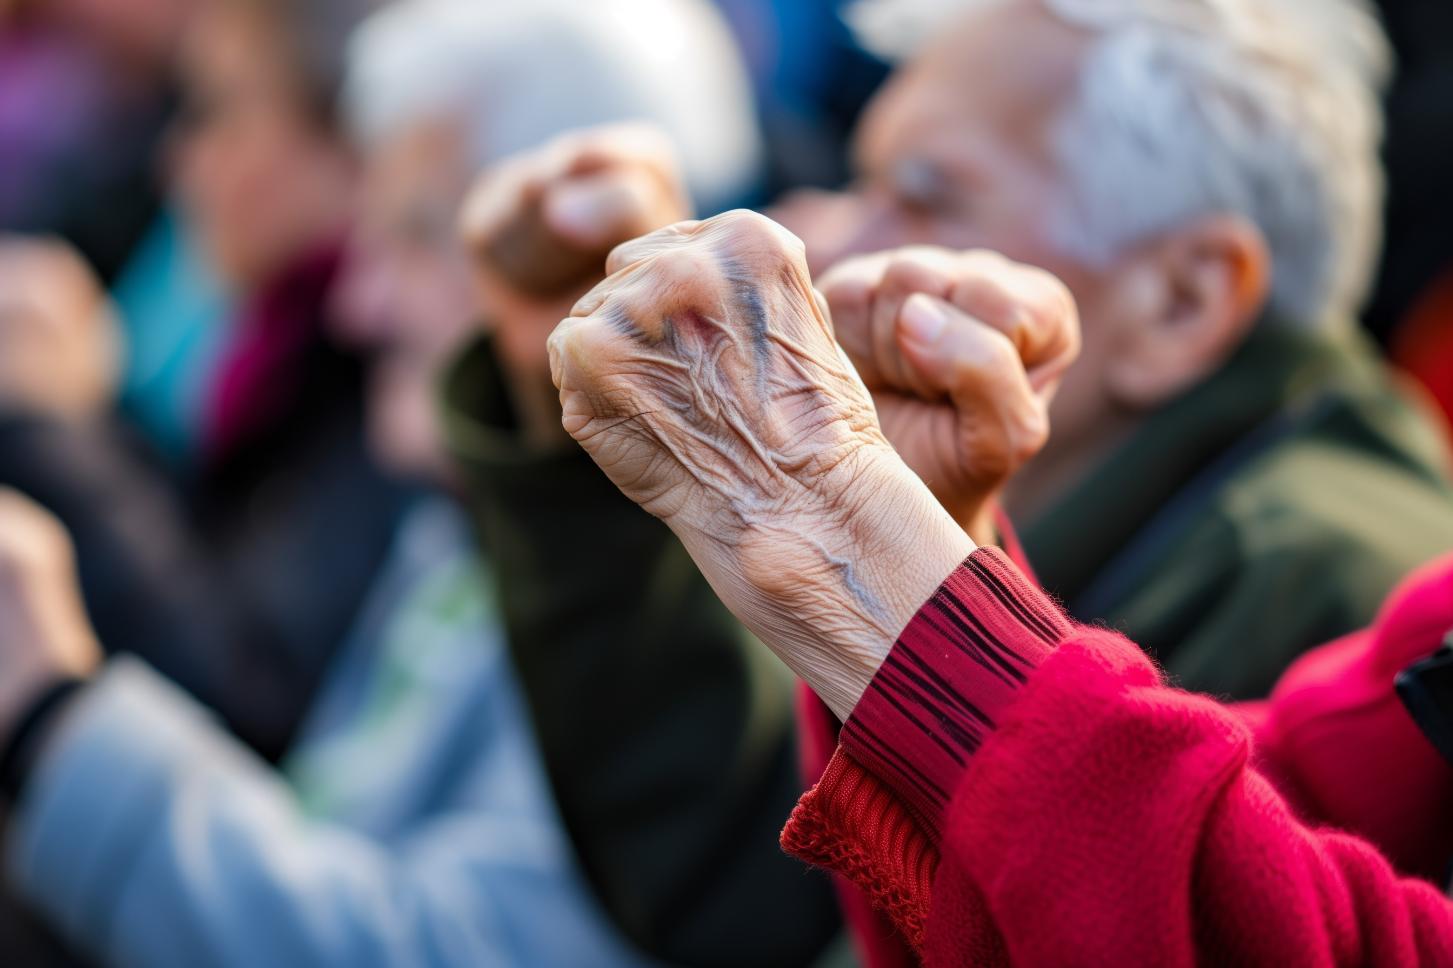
[1023, 323, 1453, 699]
[440, 336, 842, 968]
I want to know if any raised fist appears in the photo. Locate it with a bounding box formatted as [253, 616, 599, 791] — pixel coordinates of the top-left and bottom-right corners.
[0, 236, 123, 421]
[549, 211, 971, 718]
[819, 247, 1080, 542]
[460, 124, 691, 444]
[0, 489, 101, 748]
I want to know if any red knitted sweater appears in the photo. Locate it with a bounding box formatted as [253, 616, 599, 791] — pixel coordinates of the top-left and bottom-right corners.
[784, 548, 1453, 966]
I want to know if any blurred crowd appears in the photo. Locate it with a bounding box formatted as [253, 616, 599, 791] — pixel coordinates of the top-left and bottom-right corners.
[0, 0, 1451, 966]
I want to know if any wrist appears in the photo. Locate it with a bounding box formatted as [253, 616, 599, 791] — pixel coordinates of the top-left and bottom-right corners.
[838, 444, 979, 656]
[738, 444, 976, 721]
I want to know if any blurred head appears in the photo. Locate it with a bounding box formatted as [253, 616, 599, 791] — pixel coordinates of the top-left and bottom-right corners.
[795, 0, 1388, 486]
[332, 0, 762, 479]
[171, 0, 373, 293]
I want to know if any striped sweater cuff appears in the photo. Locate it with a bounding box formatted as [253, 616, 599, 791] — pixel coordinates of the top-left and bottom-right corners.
[840, 546, 1072, 837]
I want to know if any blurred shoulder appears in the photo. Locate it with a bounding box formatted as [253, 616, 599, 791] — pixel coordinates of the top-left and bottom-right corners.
[1210, 431, 1453, 587]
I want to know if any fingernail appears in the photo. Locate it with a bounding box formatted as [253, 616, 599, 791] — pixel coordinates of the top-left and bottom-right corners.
[901, 293, 947, 345]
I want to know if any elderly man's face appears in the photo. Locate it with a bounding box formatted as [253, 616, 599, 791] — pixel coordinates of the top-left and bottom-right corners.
[791, 2, 1148, 463]
[331, 121, 479, 479]
[823, 5, 1081, 270]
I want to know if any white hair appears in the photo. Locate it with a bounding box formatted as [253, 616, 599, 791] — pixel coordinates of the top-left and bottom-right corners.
[850, 0, 1392, 325]
[343, 0, 763, 214]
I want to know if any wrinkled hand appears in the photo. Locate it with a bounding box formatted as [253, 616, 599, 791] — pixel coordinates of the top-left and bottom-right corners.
[549, 211, 973, 719]
[0, 489, 101, 750]
[0, 237, 123, 421]
[820, 247, 1080, 543]
[460, 124, 691, 447]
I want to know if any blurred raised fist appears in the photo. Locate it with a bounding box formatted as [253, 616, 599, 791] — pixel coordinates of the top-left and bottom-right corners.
[819, 247, 1080, 543]
[0, 489, 101, 748]
[0, 237, 123, 421]
[549, 211, 971, 718]
[460, 124, 690, 444]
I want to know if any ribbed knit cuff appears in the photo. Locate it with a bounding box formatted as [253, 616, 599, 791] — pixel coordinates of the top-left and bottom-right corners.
[840, 547, 1072, 836]
[781, 748, 938, 950]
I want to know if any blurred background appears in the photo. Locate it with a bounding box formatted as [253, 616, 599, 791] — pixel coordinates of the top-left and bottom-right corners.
[1, 0, 894, 464]
[3, 0, 1453, 455]
[1, 1, 1453, 965]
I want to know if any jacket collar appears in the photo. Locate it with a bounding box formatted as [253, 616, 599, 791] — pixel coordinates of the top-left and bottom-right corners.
[1019, 319, 1372, 606]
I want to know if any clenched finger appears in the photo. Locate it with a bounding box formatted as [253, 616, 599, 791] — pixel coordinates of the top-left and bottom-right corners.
[897, 293, 1048, 468]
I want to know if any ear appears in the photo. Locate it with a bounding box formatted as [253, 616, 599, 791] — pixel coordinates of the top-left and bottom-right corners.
[1103, 215, 1270, 409]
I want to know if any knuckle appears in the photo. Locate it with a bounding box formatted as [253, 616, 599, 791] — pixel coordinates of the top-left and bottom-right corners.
[818, 267, 871, 315]
[960, 248, 1010, 269]
[604, 236, 652, 276]
[557, 313, 624, 380]
[880, 257, 924, 290]
[1020, 271, 1081, 364]
[1024, 266, 1076, 318]
[880, 250, 949, 295]
[949, 260, 1013, 299]
[644, 247, 713, 292]
[709, 209, 804, 266]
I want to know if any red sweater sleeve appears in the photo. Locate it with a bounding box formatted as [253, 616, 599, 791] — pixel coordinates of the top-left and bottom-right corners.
[784, 554, 1453, 966]
[839, 548, 1067, 833]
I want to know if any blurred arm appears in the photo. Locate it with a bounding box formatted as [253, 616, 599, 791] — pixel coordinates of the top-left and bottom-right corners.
[6, 657, 648, 968]
[0, 411, 321, 758]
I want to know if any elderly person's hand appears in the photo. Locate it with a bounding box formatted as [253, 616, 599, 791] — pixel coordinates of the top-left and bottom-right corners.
[461, 124, 691, 447]
[819, 247, 1079, 544]
[0, 237, 123, 421]
[0, 489, 100, 752]
[549, 211, 974, 719]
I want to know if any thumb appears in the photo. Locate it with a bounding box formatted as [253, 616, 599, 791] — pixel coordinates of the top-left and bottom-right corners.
[895, 293, 1034, 411]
